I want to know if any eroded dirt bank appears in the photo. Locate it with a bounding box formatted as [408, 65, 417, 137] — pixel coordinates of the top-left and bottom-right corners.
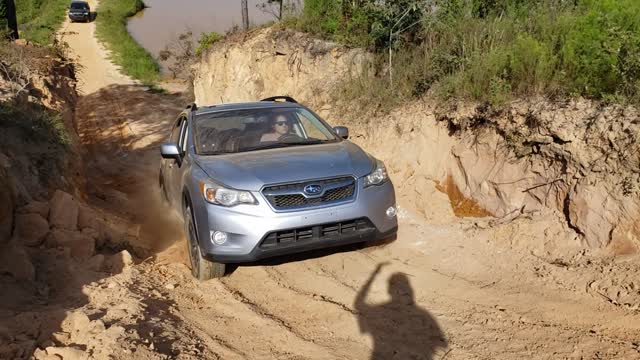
[195, 27, 640, 255]
[3, 20, 640, 360]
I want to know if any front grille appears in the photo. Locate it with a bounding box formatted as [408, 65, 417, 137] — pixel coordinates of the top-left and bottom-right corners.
[272, 194, 307, 207]
[323, 185, 355, 202]
[260, 218, 374, 249]
[263, 176, 356, 210]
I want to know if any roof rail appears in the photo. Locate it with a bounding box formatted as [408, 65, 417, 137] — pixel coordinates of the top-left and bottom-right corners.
[186, 103, 198, 111]
[260, 96, 298, 104]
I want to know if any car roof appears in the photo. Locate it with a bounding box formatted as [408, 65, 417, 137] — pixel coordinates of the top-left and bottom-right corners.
[193, 101, 301, 116]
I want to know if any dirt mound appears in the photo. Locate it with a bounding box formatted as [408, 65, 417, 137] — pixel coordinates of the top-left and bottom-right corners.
[193, 27, 370, 111]
[0, 189, 137, 358]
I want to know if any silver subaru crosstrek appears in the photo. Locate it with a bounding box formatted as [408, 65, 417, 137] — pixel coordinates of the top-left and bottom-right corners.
[159, 96, 397, 280]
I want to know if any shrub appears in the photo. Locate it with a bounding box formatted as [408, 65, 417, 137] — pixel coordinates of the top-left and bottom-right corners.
[288, 0, 640, 108]
[562, 0, 640, 99]
[287, 0, 424, 49]
[195, 32, 222, 57]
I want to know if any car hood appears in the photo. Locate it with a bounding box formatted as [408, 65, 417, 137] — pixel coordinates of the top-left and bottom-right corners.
[194, 141, 374, 191]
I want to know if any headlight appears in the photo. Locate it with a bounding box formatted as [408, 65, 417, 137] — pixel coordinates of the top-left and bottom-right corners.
[364, 160, 388, 187]
[200, 182, 257, 206]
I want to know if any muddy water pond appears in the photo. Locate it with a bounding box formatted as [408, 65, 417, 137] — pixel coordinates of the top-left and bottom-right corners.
[127, 0, 285, 65]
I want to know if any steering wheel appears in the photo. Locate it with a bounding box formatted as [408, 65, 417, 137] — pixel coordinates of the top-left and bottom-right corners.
[278, 133, 303, 142]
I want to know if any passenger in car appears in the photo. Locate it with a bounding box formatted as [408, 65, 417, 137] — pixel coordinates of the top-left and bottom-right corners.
[260, 114, 291, 142]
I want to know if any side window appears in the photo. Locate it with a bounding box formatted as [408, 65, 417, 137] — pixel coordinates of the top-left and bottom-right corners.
[180, 126, 189, 153]
[169, 116, 184, 143]
[177, 117, 188, 154]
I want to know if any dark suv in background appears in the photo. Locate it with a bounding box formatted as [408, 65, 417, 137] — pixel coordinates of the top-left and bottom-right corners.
[68, 1, 91, 23]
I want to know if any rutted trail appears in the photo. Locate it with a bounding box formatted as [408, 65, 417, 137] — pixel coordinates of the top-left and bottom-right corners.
[59, 0, 134, 95]
[54, 7, 640, 360]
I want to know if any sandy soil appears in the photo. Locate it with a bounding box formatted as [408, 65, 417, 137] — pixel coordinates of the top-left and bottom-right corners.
[15, 3, 640, 359]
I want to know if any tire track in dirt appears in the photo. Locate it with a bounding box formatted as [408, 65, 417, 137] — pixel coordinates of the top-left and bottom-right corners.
[264, 267, 357, 315]
[144, 262, 335, 359]
[132, 263, 248, 359]
[295, 233, 640, 359]
[448, 303, 640, 358]
[218, 278, 321, 345]
[205, 284, 332, 358]
[217, 275, 371, 359]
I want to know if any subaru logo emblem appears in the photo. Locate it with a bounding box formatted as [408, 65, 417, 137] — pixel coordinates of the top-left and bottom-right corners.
[303, 184, 323, 196]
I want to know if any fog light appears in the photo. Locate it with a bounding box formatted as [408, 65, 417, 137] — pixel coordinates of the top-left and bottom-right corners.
[386, 206, 397, 218]
[210, 231, 228, 245]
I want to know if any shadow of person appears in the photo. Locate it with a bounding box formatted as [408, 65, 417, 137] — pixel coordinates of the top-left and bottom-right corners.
[355, 263, 448, 360]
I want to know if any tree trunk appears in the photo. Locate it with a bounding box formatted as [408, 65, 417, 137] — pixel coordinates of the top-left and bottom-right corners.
[241, 0, 249, 30]
[3, 0, 19, 40]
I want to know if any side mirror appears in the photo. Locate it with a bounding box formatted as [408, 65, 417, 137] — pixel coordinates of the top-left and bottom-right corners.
[334, 126, 349, 140]
[160, 143, 181, 161]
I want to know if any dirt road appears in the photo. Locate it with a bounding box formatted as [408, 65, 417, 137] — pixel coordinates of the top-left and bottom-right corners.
[57, 3, 640, 359]
[59, 0, 133, 95]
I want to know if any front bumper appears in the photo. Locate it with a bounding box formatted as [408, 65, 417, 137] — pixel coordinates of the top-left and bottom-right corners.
[68, 13, 89, 21]
[206, 223, 397, 263]
[192, 178, 397, 263]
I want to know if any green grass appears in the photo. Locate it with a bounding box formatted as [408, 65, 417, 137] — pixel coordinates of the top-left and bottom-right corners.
[95, 0, 159, 83]
[288, 0, 640, 109]
[15, 0, 69, 44]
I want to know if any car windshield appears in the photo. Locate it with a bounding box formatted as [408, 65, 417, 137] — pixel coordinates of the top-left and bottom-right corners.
[70, 2, 88, 9]
[194, 107, 339, 155]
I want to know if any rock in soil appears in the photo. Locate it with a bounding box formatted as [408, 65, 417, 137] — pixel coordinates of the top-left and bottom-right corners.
[48, 190, 79, 231]
[0, 244, 35, 281]
[17, 201, 50, 218]
[45, 229, 95, 260]
[13, 213, 49, 247]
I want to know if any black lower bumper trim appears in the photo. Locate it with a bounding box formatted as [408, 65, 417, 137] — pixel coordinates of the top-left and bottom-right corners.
[205, 226, 398, 264]
[69, 15, 88, 20]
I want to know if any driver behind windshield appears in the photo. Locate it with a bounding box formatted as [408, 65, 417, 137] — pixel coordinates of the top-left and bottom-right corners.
[260, 114, 291, 142]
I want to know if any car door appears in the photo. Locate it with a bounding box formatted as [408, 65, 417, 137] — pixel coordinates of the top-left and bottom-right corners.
[163, 116, 187, 206]
[171, 116, 192, 207]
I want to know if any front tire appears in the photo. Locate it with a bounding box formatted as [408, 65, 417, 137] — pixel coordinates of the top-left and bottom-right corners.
[184, 205, 226, 280]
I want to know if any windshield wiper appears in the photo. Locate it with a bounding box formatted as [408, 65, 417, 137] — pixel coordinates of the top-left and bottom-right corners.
[241, 140, 327, 152]
[199, 149, 238, 155]
[281, 139, 327, 146]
